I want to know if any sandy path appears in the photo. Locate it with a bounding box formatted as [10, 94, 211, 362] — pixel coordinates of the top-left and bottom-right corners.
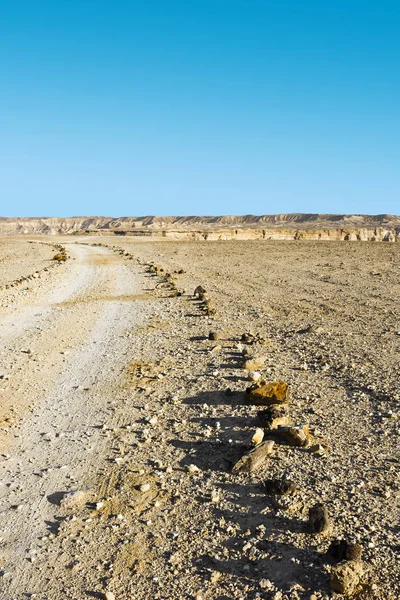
[0, 245, 96, 342]
[0, 244, 148, 597]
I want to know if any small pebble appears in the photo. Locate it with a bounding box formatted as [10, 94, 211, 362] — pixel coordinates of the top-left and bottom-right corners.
[187, 464, 200, 473]
[259, 578, 273, 589]
[248, 370, 262, 382]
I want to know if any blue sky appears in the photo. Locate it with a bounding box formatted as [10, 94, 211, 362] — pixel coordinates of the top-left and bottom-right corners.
[0, 0, 399, 217]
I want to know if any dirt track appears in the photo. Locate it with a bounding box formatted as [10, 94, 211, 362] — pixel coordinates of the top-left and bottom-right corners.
[0, 238, 398, 600]
[0, 243, 157, 598]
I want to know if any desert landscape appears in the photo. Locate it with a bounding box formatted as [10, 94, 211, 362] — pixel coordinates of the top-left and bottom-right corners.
[0, 219, 398, 599]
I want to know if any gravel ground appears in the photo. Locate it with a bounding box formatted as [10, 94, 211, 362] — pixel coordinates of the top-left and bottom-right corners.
[0, 239, 56, 287]
[0, 237, 398, 600]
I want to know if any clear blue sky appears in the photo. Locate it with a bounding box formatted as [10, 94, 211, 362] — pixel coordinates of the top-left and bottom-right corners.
[0, 1, 399, 217]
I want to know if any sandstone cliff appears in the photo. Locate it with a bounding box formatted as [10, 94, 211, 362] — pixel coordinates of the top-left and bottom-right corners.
[0, 214, 399, 241]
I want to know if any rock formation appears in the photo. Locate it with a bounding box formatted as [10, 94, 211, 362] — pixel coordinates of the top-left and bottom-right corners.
[0, 214, 399, 240]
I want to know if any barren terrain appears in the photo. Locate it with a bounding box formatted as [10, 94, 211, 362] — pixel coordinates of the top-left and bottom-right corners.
[0, 237, 398, 600]
[0, 239, 56, 286]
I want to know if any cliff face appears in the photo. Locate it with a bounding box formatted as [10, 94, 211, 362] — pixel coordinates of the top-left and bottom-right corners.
[121, 227, 399, 242]
[0, 214, 399, 241]
[0, 217, 112, 235]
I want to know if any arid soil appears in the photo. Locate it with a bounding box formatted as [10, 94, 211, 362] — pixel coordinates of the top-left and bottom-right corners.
[0, 237, 398, 600]
[0, 239, 56, 287]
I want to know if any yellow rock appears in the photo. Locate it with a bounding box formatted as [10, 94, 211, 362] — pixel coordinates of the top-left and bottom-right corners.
[246, 381, 289, 406]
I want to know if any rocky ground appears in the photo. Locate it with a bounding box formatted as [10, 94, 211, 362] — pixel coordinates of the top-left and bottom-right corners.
[0, 237, 398, 600]
[0, 239, 57, 287]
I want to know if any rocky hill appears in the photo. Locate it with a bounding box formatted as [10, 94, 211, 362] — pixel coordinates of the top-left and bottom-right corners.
[0, 214, 399, 241]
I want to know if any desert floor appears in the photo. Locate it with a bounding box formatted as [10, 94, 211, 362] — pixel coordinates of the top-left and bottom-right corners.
[0, 237, 398, 600]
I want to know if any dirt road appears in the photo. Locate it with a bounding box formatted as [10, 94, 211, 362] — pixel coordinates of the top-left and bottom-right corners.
[0, 244, 155, 598]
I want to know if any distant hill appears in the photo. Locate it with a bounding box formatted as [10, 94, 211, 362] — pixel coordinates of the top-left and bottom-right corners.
[0, 214, 399, 241]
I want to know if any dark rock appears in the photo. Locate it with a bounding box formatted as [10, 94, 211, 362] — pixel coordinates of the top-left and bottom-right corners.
[208, 331, 220, 341]
[327, 539, 362, 562]
[257, 406, 289, 429]
[241, 332, 266, 344]
[263, 478, 297, 496]
[194, 285, 206, 297]
[309, 503, 330, 534]
[241, 332, 255, 343]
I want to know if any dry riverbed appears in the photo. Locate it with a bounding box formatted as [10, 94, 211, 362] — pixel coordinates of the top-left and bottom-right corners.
[0, 237, 398, 600]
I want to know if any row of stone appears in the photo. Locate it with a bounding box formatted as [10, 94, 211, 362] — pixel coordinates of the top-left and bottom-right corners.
[0, 243, 68, 292]
[224, 338, 367, 596]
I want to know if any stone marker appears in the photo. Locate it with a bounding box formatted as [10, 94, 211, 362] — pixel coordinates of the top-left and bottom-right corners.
[330, 560, 365, 595]
[232, 440, 275, 474]
[263, 478, 297, 496]
[59, 490, 87, 510]
[245, 381, 289, 406]
[258, 406, 289, 430]
[309, 503, 330, 534]
[194, 285, 206, 297]
[327, 539, 363, 562]
[243, 356, 266, 371]
[277, 424, 310, 447]
[248, 370, 261, 382]
[246, 428, 264, 448]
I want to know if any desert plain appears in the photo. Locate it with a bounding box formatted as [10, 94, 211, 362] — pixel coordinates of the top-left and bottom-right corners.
[0, 234, 398, 600]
